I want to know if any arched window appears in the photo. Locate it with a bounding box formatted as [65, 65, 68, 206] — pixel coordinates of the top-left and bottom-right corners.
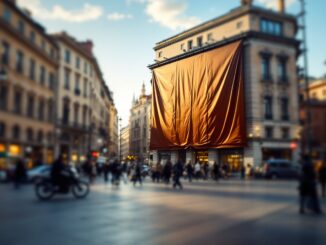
[38, 99, 45, 121]
[12, 125, 20, 139]
[26, 128, 34, 141]
[37, 130, 43, 143]
[0, 122, 6, 138]
[62, 98, 70, 125]
[47, 132, 52, 144]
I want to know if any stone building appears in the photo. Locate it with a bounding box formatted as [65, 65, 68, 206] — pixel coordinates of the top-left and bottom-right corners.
[120, 125, 130, 161]
[51, 32, 114, 163]
[149, 0, 301, 170]
[129, 83, 151, 162]
[0, 0, 58, 167]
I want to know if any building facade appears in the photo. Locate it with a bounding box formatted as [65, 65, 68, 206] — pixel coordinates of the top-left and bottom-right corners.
[52, 32, 114, 163]
[0, 0, 58, 168]
[300, 79, 326, 161]
[120, 125, 129, 161]
[150, 0, 301, 170]
[129, 84, 151, 162]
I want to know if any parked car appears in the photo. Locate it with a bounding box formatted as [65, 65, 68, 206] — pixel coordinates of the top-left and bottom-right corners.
[27, 165, 51, 183]
[262, 159, 299, 179]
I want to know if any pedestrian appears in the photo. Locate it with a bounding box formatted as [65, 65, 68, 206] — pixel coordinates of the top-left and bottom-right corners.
[186, 160, 193, 182]
[103, 160, 110, 183]
[173, 160, 183, 189]
[151, 163, 157, 182]
[319, 159, 326, 198]
[298, 155, 322, 214]
[156, 161, 162, 183]
[163, 160, 172, 184]
[82, 157, 93, 183]
[240, 164, 245, 179]
[194, 161, 201, 180]
[203, 162, 209, 180]
[14, 159, 27, 189]
[132, 160, 142, 186]
[121, 161, 128, 184]
[212, 161, 220, 181]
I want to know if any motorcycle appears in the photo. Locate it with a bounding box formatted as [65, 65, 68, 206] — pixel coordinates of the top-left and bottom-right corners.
[35, 166, 90, 200]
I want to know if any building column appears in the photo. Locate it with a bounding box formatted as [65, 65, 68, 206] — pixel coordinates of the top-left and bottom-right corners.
[208, 149, 218, 166]
[244, 140, 262, 168]
[170, 151, 178, 164]
[186, 150, 194, 164]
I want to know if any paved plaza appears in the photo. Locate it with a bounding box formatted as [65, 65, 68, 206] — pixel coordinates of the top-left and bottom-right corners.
[0, 179, 325, 245]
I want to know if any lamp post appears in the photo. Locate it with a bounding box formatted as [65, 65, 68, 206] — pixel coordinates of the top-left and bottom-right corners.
[298, 0, 311, 155]
[119, 117, 122, 163]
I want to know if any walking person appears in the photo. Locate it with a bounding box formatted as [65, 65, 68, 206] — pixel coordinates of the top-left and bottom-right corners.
[299, 155, 322, 214]
[319, 159, 326, 198]
[173, 160, 183, 189]
[156, 161, 162, 183]
[203, 162, 209, 180]
[163, 160, 172, 184]
[194, 161, 201, 180]
[132, 160, 142, 186]
[14, 159, 27, 189]
[103, 160, 110, 183]
[186, 160, 193, 182]
[212, 161, 220, 181]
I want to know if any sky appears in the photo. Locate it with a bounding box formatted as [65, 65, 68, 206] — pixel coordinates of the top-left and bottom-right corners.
[17, 0, 326, 126]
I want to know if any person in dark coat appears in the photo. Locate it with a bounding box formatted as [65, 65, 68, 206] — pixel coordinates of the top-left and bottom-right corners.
[14, 159, 27, 189]
[103, 160, 110, 183]
[299, 155, 322, 214]
[132, 160, 142, 186]
[173, 160, 183, 189]
[319, 160, 326, 198]
[51, 155, 68, 191]
[186, 160, 193, 182]
[163, 160, 172, 184]
[203, 162, 209, 180]
[212, 161, 220, 181]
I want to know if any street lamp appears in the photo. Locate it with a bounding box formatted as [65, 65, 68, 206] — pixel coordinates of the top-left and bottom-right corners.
[119, 117, 122, 163]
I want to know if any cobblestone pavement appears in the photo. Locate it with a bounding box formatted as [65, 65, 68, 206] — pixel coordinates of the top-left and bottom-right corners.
[0, 179, 325, 245]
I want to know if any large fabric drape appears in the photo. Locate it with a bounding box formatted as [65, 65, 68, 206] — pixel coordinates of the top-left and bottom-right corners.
[150, 41, 246, 150]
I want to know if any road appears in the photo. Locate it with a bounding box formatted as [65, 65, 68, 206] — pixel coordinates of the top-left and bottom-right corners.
[0, 179, 325, 245]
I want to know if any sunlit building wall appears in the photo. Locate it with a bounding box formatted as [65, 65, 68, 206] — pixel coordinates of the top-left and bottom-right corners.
[0, 0, 58, 167]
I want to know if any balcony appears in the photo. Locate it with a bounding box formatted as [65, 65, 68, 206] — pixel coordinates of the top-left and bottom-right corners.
[277, 76, 289, 85]
[264, 114, 273, 120]
[261, 74, 273, 83]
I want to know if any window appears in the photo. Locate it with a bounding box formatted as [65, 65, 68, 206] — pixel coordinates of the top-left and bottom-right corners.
[65, 49, 70, 63]
[281, 127, 290, 139]
[62, 99, 70, 125]
[17, 19, 25, 35]
[48, 100, 53, 122]
[1, 41, 10, 65]
[13, 90, 22, 114]
[278, 58, 288, 82]
[47, 132, 53, 144]
[82, 106, 87, 127]
[280, 97, 289, 121]
[0, 122, 5, 138]
[197, 36, 203, 47]
[83, 78, 88, 97]
[37, 131, 43, 143]
[16, 51, 24, 74]
[12, 125, 20, 139]
[64, 68, 70, 90]
[264, 96, 273, 119]
[76, 57, 80, 69]
[30, 31, 36, 43]
[49, 73, 55, 90]
[74, 103, 79, 125]
[236, 21, 243, 29]
[207, 33, 213, 42]
[265, 126, 273, 139]
[0, 85, 8, 110]
[188, 40, 193, 50]
[158, 51, 162, 58]
[29, 59, 35, 80]
[3, 8, 11, 23]
[26, 128, 34, 141]
[75, 74, 80, 95]
[41, 40, 46, 50]
[180, 43, 185, 51]
[260, 18, 283, 36]
[38, 100, 45, 121]
[84, 62, 88, 74]
[261, 56, 271, 81]
[27, 95, 34, 118]
[40, 66, 46, 85]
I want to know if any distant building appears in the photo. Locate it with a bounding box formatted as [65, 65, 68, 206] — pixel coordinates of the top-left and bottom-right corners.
[0, 0, 59, 167]
[149, 0, 301, 169]
[300, 79, 326, 160]
[120, 125, 129, 161]
[129, 83, 151, 162]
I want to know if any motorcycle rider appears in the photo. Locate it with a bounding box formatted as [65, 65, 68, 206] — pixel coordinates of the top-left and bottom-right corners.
[51, 155, 69, 192]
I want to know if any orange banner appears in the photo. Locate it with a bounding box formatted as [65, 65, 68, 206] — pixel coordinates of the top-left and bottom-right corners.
[150, 41, 246, 150]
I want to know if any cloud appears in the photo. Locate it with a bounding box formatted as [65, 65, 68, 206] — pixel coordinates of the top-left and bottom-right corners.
[17, 0, 103, 23]
[126, 0, 146, 5]
[145, 0, 201, 31]
[256, 0, 296, 9]
[108, 12, 133, 21]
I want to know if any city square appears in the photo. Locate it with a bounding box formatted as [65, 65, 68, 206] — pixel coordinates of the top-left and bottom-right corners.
[1, 179, 325, 245]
